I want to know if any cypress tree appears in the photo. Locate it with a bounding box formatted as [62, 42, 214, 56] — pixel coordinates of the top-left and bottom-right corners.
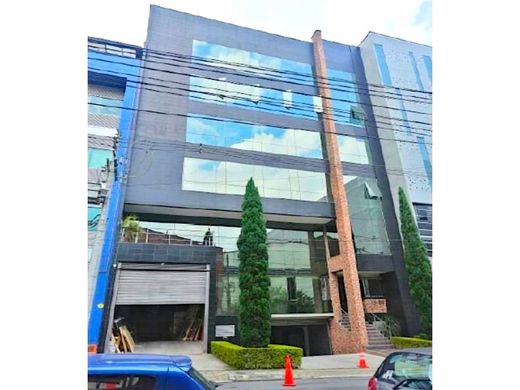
[237, 178, 271, 347]
[398, 187, 432, 337]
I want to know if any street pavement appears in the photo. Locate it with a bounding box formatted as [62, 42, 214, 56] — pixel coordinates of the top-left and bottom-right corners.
[219, 376, 371, 389]
[199, 352, 384, 383]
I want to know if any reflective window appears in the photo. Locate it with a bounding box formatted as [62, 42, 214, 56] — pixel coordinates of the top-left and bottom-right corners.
[88, 206, 101, 231]
[373, 44, 392, 87]
[183, 158, 328, 202]
[337, 134, 371, 164]
[417, 136, 432, 185]
[423, 55, 432, 81]
[186, 116, 322, 159]
[134, 222, 333, 315]
[327, 68, 364, 127]
[189, 76, 317, 120]
[344, 175, 391, 255]
[395, 88, 412, 134]
[88, 147, 112, 168]
[88, 95, 122, 117]
[192, 40, 314, 85]
[408, 51, 424, 91]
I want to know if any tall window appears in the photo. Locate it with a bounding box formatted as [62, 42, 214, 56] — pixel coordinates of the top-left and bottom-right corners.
[344, 175, 391, 255]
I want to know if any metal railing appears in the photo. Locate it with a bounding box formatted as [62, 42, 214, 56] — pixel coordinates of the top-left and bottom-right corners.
[119, 227, 215, 246]
[366, 313, 400, 338]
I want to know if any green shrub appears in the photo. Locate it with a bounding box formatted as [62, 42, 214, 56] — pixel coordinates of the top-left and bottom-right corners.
[211, 341, 303, 369]
[390, 336, 432, 348]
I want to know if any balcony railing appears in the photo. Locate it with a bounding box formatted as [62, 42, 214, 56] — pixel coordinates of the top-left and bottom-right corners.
[120, 227, 212, 246]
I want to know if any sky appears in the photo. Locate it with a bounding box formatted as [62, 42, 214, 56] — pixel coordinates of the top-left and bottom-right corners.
[87, 0, 431, 47]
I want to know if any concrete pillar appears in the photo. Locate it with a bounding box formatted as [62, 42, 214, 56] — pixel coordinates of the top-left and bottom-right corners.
[311, 30, 368, 352]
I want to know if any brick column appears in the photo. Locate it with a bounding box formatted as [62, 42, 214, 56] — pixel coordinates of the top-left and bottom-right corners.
[311, 30, 367, 352]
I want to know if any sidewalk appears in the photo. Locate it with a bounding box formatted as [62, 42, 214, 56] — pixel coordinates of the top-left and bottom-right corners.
[196, 353, 384, 383]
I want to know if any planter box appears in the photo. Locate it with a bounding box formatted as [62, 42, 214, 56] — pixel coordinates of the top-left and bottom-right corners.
[210, 341, 303, 369]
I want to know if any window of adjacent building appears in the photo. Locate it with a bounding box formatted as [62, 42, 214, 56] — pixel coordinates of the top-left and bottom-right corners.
[88, 374, 156, 389]
[344, 175, 391, 255]
[186, 116, 323, 159]
[88, 95, 122, 117]
[88, 206, 101, 231]
[416, 136, 432, 185]
[413, 203, 432, 257]
[182, 157, 328, 202]
[373, 44, 392, 87]
[88, 147, 112, 169]
[423, 55, 432, 82]
[408, 51, 425, 91]
[337, 134, 372, 164]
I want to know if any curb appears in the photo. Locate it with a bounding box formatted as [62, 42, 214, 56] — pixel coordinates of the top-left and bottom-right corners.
[200, 368, 376, 383]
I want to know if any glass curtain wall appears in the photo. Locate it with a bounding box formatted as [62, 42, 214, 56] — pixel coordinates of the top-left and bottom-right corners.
[186, 116, 322, 159]
[182, 157, 328, 202]
[344, 175, 391, 255]
[136, 222, 333, 316]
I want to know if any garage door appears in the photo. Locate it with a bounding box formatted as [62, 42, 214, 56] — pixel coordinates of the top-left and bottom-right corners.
[115, 263, 208, 305]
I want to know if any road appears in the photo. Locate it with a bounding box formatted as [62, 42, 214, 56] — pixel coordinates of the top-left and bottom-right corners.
[218, 376, 371, 389]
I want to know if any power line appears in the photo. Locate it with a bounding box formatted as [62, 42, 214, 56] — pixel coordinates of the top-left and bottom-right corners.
[90, 135, 432, 181]
[88, 64, 432, 132]
[89, 55, 433, 119]
[88, 102, 431, 147]
[138, 48, 432, 105]
[89, 42, 431, 102]
[87, 69, 432, 141]
[127, 44, 432, 98]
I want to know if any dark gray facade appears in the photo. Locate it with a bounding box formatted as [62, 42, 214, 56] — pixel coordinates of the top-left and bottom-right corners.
[119, 5, 421, 351]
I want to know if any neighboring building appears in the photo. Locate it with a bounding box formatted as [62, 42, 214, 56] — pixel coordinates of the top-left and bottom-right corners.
[87, 5, 428, 356]
[359, 32, 432, 257]
[87, 37, 143, 353]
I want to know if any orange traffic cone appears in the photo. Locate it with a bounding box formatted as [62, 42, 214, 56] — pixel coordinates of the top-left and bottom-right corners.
[358, 350, 369, 369]
[283, 354, 296, 386]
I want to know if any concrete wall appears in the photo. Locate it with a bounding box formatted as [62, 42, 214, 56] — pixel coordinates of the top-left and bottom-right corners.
[359, 33, 432, 214]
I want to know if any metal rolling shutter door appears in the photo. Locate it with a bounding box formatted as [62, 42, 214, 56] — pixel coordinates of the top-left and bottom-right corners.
[115, 264, 207, 305]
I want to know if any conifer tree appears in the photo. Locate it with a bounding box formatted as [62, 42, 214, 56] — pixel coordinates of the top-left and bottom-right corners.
[399, 187, 432, 337]
[237, 178, 271, 347]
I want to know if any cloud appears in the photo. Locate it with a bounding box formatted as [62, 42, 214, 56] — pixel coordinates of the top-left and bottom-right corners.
[183, 157, 328, 202]
[88, 0, 431, 52]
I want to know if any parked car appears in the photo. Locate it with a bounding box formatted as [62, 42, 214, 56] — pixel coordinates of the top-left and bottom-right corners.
[88, 353, 218, 389]
[368, 351, 432, 389]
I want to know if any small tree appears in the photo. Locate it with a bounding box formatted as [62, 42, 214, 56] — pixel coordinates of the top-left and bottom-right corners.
[122, 214, 140, 242]
[398, 187, 432, 337]
[237, 178, 271, 347]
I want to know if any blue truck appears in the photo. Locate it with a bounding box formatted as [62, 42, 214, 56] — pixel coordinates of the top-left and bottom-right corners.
[88, 354, 218, 389]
